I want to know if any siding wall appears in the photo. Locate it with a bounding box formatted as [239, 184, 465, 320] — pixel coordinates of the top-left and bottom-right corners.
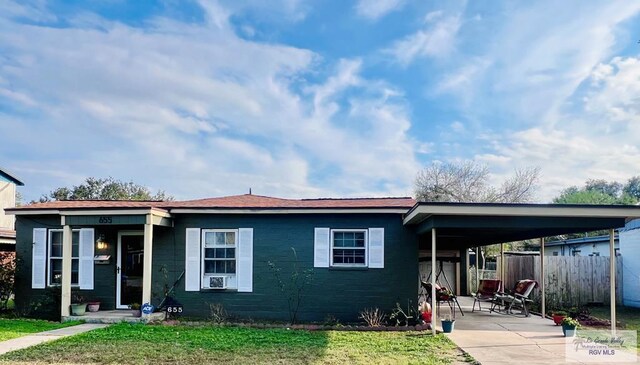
[15, 213, 419, 322]
[153, 213, 418, 322]
[0, 181, 16, 230]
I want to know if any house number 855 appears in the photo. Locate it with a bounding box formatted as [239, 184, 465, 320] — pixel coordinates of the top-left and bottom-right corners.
[98, 216, 112, 223]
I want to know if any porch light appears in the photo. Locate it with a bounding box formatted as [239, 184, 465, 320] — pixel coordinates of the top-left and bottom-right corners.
[96, 234, 108, 250]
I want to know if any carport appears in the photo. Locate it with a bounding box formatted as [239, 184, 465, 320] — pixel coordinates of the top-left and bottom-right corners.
[403, 202, 640, 335]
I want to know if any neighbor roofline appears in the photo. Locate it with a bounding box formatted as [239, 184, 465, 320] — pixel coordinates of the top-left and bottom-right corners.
[0, 167, 24, 186]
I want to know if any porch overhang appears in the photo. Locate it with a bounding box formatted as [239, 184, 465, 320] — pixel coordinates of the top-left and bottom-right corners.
[404, 202, 640, 249]
[11, 208, 173, 227]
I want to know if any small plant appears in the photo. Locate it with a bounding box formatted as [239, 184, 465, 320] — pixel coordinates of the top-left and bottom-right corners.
[208, 302, 229, 324]
[359, 307, 386, 327]
[130, 303, 141, 310]
[323, 314, 340, 326]
[71, 294, 85, 304]
[268, 248, 314, 324]
[561, 317, 579, 328]
[389, 300, 418, 326]
[553, 310, 567, 316]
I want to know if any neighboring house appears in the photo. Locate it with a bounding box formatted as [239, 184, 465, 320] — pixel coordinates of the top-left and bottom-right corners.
[0, 167, 24, 251]
[544, 234, 620, 257]
[7, 197, 640, 322]
[620, 219, 640, 308]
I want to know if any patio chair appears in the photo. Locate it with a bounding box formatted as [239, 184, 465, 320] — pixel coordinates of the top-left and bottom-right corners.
[421, 281, 464, 317]
[491, 279, 538, 317]
[471, 279, 502, 312]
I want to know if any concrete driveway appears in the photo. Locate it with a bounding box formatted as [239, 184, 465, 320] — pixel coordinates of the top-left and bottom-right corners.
[444, 297, 637, 365]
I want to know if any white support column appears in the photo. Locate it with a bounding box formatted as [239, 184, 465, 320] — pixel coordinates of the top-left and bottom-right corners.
[500, 243, 505, 290]
[61, 224, 72, 318]
[540, 237, 545, 319]
[475, 246, 479, 291]
[610, 229, 617, 336]
[141, 215, 154, 310]
[431, 228, 437, 335]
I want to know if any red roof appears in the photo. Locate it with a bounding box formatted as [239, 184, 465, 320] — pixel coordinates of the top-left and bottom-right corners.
[8, 194, 416, 211]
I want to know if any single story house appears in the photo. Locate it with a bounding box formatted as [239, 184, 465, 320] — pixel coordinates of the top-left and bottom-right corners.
[8, 195, 640, 324]
[544, 234, 620, 257]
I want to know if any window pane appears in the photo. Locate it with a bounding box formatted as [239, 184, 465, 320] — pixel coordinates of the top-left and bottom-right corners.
[204, 260, 215, 274]
[51, 231, 62, 245]
[215, 232, 225, 246]
[205, 248, 214, 258]
[215, 260, 224, 273]
[225, 232, 235, 245]
[72, 259, 79, 285]
[226, 260, 236, 274]
[204, 232, 215, 246]
[226, 248, 235, 259]
[333, 231, 365, 248]
[51, 242, 62, 258]
[50, 259, 62, 285]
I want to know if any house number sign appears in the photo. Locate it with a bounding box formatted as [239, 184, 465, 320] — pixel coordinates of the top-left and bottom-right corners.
[98, 216, 113, 224]
[166, 305, 183, 314]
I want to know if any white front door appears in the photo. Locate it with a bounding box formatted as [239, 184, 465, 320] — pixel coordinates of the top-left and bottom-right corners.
[116, 231, 144, 309]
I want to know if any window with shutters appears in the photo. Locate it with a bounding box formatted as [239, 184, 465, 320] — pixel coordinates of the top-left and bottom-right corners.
[201, 229, 237, 289]
[48, 230, 80, 286]
[330, 229, 367, 267]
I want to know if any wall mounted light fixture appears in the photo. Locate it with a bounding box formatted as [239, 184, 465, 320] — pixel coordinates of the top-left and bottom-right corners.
[96, 234, 109, 250]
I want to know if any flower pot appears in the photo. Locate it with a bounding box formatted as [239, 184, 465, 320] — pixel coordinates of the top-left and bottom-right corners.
[70, 303, 87, 316]
[441, 320, 455, 333]
[87, 302, 101, 312]
[552, 315, 566, 326]
[562, 324, 576, 337]
[132, 309, 142, 318]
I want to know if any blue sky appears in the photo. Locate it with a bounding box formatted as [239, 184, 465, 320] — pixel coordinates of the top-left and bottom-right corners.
[1, 0, 639, 203]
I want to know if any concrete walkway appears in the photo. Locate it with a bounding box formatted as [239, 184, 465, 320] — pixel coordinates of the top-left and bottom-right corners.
[446, 297, 637, 365]
[0, 323, 108, 355]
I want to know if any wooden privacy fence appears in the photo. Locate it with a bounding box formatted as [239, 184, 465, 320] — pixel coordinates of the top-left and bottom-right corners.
[498, 256, 623, 307]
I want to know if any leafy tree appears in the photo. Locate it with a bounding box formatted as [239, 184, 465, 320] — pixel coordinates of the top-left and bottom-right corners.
[38, 177, 172, 202]
[623, 176, 640, 201]
[414, 161, 540, 203]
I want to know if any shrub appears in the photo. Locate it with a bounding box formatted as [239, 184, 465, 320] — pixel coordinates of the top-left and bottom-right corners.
[359, 307, 386, 327]
[208, 303, 228, 324]
[0, 252, 16, 311]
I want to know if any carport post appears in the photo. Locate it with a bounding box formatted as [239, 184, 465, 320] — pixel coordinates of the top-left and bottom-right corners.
[431, 228, 437, 335]
[610, 229, 616, 335]
[500, 243, 504, 286]
[475, 246, 479, 291]
[540, 237, 545, 319]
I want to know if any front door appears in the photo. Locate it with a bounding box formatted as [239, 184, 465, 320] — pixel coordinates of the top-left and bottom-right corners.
[117, 231, 144, 309]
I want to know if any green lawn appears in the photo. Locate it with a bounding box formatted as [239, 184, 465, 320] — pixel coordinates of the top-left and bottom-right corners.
[588, 306, 640, 331]
[0, 319, 81, 341]
[0, 323, 469, 364]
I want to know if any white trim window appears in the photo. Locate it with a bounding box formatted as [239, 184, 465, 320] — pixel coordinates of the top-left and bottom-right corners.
[330, 229, 367, 267]
[48, 229, 80, 286]
[201, 229, 238, 289]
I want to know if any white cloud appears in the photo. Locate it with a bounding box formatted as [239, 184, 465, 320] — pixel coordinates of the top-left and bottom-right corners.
[0, 1, 420, 201]
[386, 14, 461, 66]
[355, 0, 405, 20]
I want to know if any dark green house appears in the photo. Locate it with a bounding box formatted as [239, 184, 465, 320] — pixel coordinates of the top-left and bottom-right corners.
[9, 194, 640, 325]
[9, 194, 419, 322]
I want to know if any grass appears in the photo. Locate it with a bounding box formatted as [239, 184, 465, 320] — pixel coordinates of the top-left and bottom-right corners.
[588, 305, 640, 331]
[0, 318, 81, 341]
[0, 323, 468, 364]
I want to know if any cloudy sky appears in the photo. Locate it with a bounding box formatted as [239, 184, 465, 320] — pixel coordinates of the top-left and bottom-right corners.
[1, 0, 639, 203]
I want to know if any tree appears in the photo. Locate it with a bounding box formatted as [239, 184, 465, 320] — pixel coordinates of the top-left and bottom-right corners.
[38, 177, 172, 202]
[623, 176, 640, 201]
[414, 161, 540, 203]
[414, 161, 540, 268]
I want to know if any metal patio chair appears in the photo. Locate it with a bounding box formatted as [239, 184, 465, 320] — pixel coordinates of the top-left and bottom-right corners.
[491, 279, 538, 317]
[471, 279, 502, 312]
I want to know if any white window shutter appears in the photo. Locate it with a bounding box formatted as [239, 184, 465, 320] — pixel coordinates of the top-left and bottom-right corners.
[185, 228, 201, 291]
[237, 228, 253, 293]
[314, 228, 330, 268]
[368, 228, 384, 269]
[78, 228, 94, 290]
[32, 228, 47, 289]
